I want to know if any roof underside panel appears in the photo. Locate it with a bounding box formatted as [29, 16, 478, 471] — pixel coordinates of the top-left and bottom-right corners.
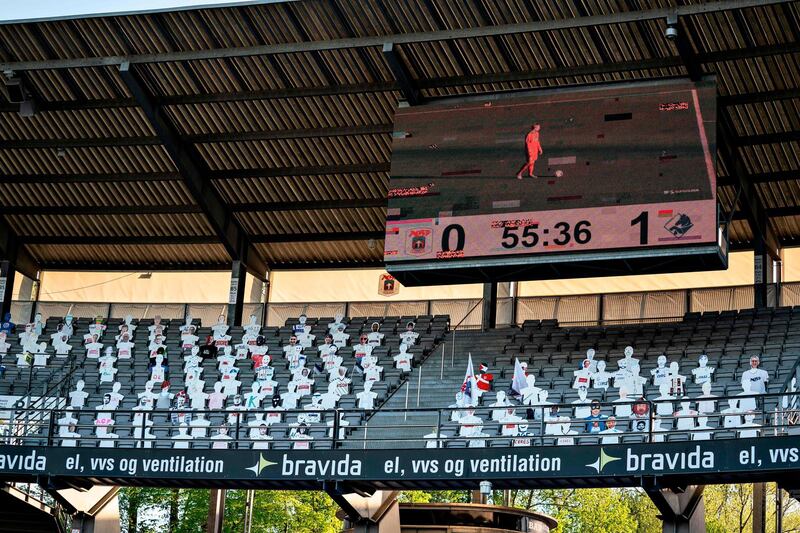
[26, 243, 230, 267]
[0, 180, 197, 207]
[4, 213, 216, 238]
[235, 207, 385, 235]
[256, 240, 382, 265]
[211, 173, 388, 204]
[0, 0, 798, 271]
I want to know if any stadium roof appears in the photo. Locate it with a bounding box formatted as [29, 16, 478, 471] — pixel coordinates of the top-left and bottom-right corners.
[0, 0, 799, 280]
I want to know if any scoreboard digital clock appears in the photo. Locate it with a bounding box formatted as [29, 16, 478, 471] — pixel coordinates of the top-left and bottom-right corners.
[384, 78, 728, 286]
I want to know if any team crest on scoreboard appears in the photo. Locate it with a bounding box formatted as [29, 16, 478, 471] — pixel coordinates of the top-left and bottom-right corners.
[406, 228, 433, 256]
[664, 213, 694, 237]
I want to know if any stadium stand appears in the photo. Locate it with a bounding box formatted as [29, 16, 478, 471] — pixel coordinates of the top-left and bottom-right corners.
[0, 312, 450, 449]
[3, 307, 799, 451]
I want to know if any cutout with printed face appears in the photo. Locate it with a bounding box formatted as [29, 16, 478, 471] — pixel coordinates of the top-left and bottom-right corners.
[624, 346, 634, 358]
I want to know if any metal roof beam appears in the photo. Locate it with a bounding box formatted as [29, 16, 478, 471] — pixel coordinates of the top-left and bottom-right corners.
[209, 163, 390, 180]
[4, 121, 794, 151]
[736, 129, 800, 146]
[0, 79, 794, 116]
[382, 42, 420, 105]
[0, 124, 393, 149]
[719, 88, 800, 107]
[731, 206, 800, 221]
[718, 112, 780, 261]
[416, 58, 684, 89]
[252, 231, 384, 244]
[230, 198, 387, 213]
[8, 166, 794, 187]
[718, 170, 800, 187]
[2, 199, 387, 216]
[119, 62, 267, 279]
[0, 82, 399, 112]
[0, 164, 389, 183]
[669, 13, 703, 81]
[0, 0, 787, 71]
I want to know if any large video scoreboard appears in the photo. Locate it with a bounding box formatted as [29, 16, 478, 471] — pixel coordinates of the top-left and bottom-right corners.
[384, 78, 727, 286]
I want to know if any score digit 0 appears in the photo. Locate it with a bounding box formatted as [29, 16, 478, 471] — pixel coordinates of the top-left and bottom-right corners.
[441, 224, 466, 252]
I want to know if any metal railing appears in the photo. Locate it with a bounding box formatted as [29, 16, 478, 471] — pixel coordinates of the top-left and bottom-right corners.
[5, 482, 73, 533]
[1, 389, 797, 451]
[10, 280, 798, 331]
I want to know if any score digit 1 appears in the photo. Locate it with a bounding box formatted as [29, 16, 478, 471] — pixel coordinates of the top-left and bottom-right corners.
[631, 211, 648, 245]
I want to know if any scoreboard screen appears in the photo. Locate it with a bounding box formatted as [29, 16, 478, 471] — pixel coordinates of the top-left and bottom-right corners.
[384, 79, 725, 285]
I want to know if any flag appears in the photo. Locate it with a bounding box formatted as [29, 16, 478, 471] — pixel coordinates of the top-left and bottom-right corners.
[512, 358, 527, 395]
[460, 353, 478, 405]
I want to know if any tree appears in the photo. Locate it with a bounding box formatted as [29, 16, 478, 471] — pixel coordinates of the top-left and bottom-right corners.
[399, 490, 470, 504]
[118, 487, 174, 533]
[135, 488, 342, 533]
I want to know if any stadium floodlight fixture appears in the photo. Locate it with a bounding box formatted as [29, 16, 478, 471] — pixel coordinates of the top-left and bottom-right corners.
[665, 12, 678, 40]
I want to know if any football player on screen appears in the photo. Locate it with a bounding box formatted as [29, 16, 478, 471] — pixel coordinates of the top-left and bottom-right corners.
[516, 123, 543, 179]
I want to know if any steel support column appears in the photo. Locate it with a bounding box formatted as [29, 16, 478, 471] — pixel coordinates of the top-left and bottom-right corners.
[754, 237, 778, 309]
[0, 261, 15, 320]
[207, 489, 225, 533]
[482, 282, 498, 331]
[644, 482, 705, 533]
[753, 483, 767, 533]
[227, 261, 247, 328]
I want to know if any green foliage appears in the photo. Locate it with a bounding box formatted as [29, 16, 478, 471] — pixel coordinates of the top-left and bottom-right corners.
[119, 488, 341, 533]
[118, 487, 174, 533]
[398, 490, 470, 504]
[532, 488, 638, 533]
[119, 484, 800, 533]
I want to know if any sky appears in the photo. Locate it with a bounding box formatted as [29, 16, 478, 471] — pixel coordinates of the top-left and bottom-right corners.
[0, 0, 288, 23]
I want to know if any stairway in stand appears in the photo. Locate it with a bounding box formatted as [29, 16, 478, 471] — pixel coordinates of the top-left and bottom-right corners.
[0, 488, 66, 533]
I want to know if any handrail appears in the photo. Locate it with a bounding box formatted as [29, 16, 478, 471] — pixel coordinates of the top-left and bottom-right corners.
[448, 298, 485, 369]
[1, 389, 796, 450]
[781, 353, 800, 393]
[11, 279, 798, 329]
[10, 354, 81, 441]
[6, 482, 73, 533]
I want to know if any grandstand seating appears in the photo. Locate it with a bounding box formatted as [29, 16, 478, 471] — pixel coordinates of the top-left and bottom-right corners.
[1, 306, 799, 450]
[354, 306, 800, 448]
[0, 313, 448, 449]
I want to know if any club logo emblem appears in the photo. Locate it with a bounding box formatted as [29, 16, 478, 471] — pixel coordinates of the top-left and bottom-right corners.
[406, 228, 433, 256]
[664, 213, 694, 237]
